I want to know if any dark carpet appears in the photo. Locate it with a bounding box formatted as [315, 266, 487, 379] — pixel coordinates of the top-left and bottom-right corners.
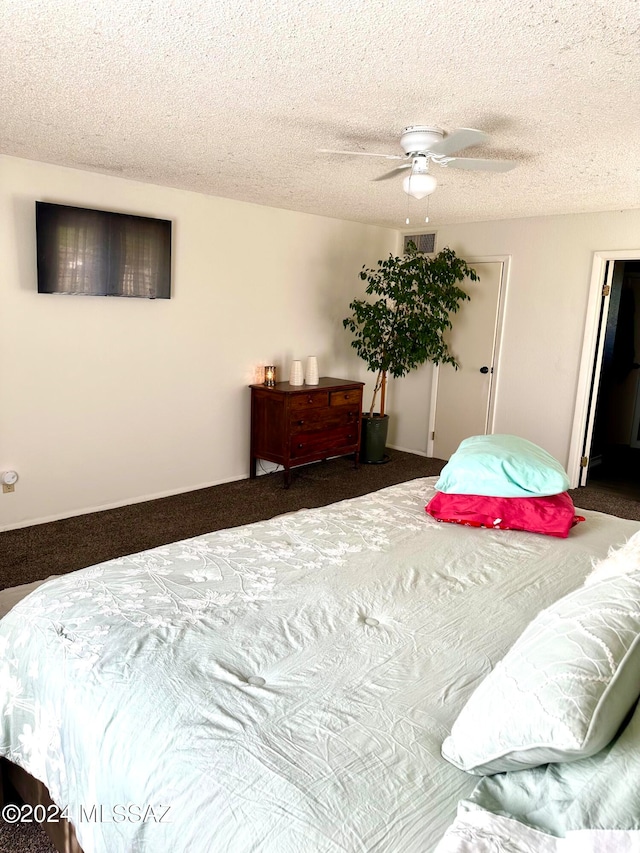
[1, 449, 639, 852]
[0, 822, 54, 853]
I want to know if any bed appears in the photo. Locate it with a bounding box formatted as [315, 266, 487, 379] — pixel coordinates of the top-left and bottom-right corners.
[1, 475, 640, 853]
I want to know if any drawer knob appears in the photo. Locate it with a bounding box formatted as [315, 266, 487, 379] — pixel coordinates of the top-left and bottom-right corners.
[347, 434, 353, 440]
[297, 443, 303, 449]
[297, 419, 304, 426]
[348, 411, 355, 417]
[307, 396, 314, 404]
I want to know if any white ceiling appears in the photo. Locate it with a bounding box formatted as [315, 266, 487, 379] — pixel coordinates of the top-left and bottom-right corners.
[2, 0, 640, 228]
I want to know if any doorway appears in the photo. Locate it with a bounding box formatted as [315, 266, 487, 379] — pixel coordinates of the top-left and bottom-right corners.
[570, 252, 640, 494]
[585, 261, 640, 497]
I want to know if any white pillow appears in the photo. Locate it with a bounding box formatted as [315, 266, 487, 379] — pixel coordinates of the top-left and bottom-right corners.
[441, 566, 640, 775]
[585, 530, 640, 586]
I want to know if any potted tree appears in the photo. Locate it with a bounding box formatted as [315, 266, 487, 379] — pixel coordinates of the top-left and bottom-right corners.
[343, 242, 477, 463]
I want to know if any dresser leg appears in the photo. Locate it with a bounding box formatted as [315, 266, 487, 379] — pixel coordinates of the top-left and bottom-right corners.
[284, 467, 291, 489]
[354, 451, 360, 470]
[250, 457, 257, 479]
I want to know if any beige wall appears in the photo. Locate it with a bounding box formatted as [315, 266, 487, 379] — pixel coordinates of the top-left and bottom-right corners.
[0, 155, 397, 529]
[387, 210, 640, 466]
[5, 154, 640, 530]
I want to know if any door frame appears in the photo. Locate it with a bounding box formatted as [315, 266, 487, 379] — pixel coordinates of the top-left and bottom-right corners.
[427, 255, 511, 457]
[568, 249, 640, 487]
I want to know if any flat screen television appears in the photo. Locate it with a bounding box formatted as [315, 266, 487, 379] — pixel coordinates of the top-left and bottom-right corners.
[36, 202, 172, 298]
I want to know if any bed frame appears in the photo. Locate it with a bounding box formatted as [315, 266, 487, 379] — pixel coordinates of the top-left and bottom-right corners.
[1, 581, 82, 851]
[1, 758, 83, 853]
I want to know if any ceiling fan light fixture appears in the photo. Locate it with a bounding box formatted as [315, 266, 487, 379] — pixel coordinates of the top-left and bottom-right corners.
[402, 172, 437, 200]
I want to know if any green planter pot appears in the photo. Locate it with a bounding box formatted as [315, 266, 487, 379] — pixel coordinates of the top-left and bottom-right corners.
[360, 414, 390, 464]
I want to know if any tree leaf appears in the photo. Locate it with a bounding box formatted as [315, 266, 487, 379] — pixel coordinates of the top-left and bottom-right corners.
[342, 244, 474, 412]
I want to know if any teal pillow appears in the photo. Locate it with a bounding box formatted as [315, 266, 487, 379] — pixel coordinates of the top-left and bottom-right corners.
[435, 434, 569, 498]
[441, 569, 640, 775]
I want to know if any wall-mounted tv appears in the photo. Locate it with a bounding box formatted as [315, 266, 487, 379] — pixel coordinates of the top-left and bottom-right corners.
[36, 202, 172, 298]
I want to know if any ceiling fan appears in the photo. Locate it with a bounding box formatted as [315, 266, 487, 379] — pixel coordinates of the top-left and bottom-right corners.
[320, 126, 516, 198]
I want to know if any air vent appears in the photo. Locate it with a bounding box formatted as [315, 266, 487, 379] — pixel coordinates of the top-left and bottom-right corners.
[404, 232, 436, 254]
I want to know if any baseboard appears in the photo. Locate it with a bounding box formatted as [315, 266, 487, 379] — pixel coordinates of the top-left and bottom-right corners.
[2, 448, 431, 533]
[386, 443, 429, 457]
[0, 473, 251, 533]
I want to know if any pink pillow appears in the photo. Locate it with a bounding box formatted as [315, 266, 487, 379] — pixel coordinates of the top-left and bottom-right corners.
[425, 491, 585, 538]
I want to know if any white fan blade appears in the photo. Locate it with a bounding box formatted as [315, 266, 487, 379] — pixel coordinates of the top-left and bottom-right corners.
[443, 157, 516, 172]
[318, 148, 405, 160]
[428, 128, 488, 156]
[373, 164, 413, 182]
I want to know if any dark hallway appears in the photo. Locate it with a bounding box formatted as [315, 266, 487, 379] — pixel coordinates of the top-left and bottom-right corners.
[588, 260, 640, 501]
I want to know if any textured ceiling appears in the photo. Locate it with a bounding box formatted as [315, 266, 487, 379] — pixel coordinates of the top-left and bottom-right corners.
[1, 0, 639, 228]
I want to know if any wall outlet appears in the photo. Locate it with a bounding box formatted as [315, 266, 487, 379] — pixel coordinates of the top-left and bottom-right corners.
[2, 483, 15, 494]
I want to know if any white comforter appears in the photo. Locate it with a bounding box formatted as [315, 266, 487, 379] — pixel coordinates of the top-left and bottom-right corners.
[1, 478, 638, 853]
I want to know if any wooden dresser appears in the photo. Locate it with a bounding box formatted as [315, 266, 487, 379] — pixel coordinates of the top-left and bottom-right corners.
[250, 377, 364, 487]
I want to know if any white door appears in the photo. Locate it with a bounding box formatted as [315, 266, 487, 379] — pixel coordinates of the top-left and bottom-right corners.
[576, 261, 615, 485]
[432, 260, 505, 460]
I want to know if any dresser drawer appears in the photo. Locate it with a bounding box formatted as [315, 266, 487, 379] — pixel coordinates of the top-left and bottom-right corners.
[329, 389, 361, 408]
[289, 391, 330, 411]
[289, 407, 359, 433]
[290, 426, 359, 459]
